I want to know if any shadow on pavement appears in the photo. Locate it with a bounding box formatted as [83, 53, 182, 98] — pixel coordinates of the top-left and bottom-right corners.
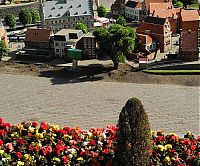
[39, 64, 113, 85]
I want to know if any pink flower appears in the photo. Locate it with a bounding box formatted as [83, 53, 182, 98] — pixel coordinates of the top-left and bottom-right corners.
[6, 143, 14, 152]
[40, 122, 49, 131]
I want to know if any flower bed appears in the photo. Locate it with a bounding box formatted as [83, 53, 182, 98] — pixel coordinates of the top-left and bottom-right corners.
[0, 118, 199, 165]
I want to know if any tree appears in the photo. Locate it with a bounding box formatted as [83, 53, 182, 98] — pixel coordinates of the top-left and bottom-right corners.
[31, 9, 40, 24]
[175, 1, 184, 7]
[0, 41, 9, 59]
[97, 4, 107, 17]
[4, 14, 16, 29]
[19, 9, 32, 27]
[75, 22, 88, 34]
[114, 98, 151, 166]
[116, 15, 126, 26]
[93, 24, 136, 69]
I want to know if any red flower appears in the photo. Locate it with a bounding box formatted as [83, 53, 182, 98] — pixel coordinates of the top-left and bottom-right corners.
[35, 145, 39, 152]
[0, 139, 3, 146]
[29, 145, 34, 151]
[16, 152, 22, 159]
[40, 122, 49, 131]
[63, 156, 69, 164]
[3, 123, 10, 129]
[0, 118, 2, 124]
[6, 143, 14, 152]
[191, 145, 196, 151]
[89, 140, 96, 146]
[32, 122, 38, 127]
[91, 151, 98, 158]
[102, 148, 110, 155]
[17, 138, 25, 145]
[55, 144, 64, 155]
[0, 130, 6, 136]
[186, 149, 191, 156]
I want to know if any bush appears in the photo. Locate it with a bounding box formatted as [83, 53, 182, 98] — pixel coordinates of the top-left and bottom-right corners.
[19, 8, 32, 27]
[4, 14, 16, 29]
[114, 98, 151, 166]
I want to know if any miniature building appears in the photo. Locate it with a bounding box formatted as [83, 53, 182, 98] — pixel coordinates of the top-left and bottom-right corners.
[0, 21, 8, 46]
[111, 0, 128, 15]
[179, 9, 199, 61]
[137, 33, 156, 53]
[17, 28, 54, 61]
[53, 29, 84, 58]
[137, 16, 172, 53]
[78, 32, 97, 59]
[41, 0, 94, 32]
[124, 0, 145, 22]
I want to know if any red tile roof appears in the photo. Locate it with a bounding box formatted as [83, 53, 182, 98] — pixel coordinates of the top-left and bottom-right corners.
[149, 2, 172, 14]
[25, 28, 53, 42]
[180, 9, 199, 22]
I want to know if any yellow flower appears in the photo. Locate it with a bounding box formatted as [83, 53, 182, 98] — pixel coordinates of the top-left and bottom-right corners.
[151, 130, 157, 137]
[36, 133, 44, 139]
[28, 127, 35, 133]
[24, 154, 29, 160]
[163, 156, 171, 163]
[17, 161, 24, 166]
[63, 134, 72, 139]
[157, 145, 166, 151]
[77, 157, 84, 161]
[53, 157, 61, 163]
[165, 144, 172, 149]
[0, 150, 4, 155]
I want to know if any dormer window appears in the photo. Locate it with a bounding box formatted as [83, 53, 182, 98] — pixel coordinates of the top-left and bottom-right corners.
[49, 14, 52, 17]
[57, 13, 61, 17]
[77, 4, 81, 8]
[69, 5, 72, 9]
[51, 7, 55, 10]
[59, 6, 63, 9]
[83, 11, 87, 14]
[74, 12, 78, 15]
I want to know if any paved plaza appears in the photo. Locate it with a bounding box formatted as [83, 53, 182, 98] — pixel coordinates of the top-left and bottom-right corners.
[0, 74, 199, 135]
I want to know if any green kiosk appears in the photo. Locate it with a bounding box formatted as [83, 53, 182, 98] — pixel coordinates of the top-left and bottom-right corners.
[66, 48, 82, 70]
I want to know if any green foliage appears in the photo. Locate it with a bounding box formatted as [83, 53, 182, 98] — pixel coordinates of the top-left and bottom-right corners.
[115, 98, 151, 166]
[116, 15, 126, 26]
[4, 14, 16, 29]
[175, 1, 184, 7]
[93, 25, 136, 69]
[173, 0, 197, 7]
[19, 9, 32, 27]
[97, 4, 107, 17]
[0, 41, 9, 58]
[31, 9, 40, 24]
[75, 22, 88, 34]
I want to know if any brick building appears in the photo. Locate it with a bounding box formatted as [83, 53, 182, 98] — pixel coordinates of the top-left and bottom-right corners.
[137, 16, 172, 53]
[78, 32, 97, 59]
[111, 0, 128, 15]
[179, 9, 199, 61]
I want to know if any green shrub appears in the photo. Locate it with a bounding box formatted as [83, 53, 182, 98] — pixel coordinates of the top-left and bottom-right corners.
[114, 98, 151, 166]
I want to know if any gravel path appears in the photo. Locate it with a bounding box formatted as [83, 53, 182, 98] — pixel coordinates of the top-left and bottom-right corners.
[0, 74, 199, 135]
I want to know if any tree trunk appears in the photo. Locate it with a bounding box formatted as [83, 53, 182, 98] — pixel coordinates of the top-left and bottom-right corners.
[113, 61, 119, 70]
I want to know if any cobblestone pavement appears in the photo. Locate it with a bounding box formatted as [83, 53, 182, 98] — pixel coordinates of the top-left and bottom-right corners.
[0, 74, 199, 135]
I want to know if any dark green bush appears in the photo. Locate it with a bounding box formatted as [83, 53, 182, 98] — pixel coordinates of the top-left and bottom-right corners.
[114, 98, 151, 166]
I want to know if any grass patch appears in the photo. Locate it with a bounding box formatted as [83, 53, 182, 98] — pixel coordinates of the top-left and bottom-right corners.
[143, 69, 200, 75]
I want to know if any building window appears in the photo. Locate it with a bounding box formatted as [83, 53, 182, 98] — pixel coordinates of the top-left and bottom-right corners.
[55, 42, 59, 46]
[51, 21, 53, 24]
[56, 49, 59, 52]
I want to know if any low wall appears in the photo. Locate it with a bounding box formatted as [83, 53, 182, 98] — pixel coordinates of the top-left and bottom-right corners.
[0, 2, 40, 19]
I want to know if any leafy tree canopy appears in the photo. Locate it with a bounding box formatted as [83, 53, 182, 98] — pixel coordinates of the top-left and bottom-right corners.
[19, 9, 32, 27]
[97, 4, 107, 17]
[93, 24, 136, 69]
[116, 15, 126, 26]
[175, 1, 184, 7]
[0, 41, 9, 58]
[75, 22, 88, 34]
[4, 14, 16, 29]
[31, 9, 40, 24]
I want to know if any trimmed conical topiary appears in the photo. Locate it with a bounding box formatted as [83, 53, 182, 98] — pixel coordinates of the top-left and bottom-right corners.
[114, 98, 151, 166]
